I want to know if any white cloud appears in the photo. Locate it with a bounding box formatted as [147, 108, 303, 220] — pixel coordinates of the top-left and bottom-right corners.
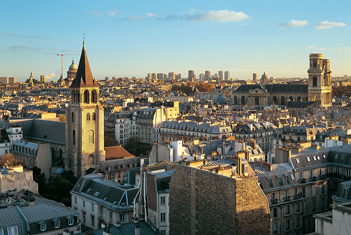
[305, 46, 315, 49]
[280, 20, 308, 28]
[85, 11, 102, 16]
[187, 10, 249, 22]
[125, 13, 155, 21]
[316, 21, 347, 29]
[107, 11, 119, 16]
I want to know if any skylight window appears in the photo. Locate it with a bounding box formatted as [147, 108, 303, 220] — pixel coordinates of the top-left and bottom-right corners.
[323, 155, 326, 159]
[313, 156, 317, 161]
[296, 159, 300, 164]
[307, 156, 310, 162]
[317, 156, 320, 160]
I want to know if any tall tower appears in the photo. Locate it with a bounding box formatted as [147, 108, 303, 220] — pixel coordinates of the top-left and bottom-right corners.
[65, 43, 105, 178]
[307, 53, 332, 106]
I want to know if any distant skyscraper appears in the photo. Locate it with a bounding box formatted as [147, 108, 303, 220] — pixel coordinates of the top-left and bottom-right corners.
[151, 73, 157, 80]
[253, 73, 257, 83]
[218, 71, 223, 81]
[188, 70, 195, 80]
[225, 71, 230, 81]
[40, 75, 45, 83]
[199, 73, 204, 81]
[157, 73, 164, 80]
[168, 72, 175, 80]
[176, 73, 182, 80]
[205, 71, 211, 81]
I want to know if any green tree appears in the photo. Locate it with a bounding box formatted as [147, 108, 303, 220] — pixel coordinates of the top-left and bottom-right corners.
[46, 175, 76, 206]
[32, 166, 48, 195]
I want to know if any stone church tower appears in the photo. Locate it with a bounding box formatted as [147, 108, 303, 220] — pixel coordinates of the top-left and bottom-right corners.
[307, 53, 332, 106]
[65, 43, 105, 177]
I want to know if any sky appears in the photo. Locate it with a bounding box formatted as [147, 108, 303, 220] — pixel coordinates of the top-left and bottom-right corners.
[1, 0, 351, 82]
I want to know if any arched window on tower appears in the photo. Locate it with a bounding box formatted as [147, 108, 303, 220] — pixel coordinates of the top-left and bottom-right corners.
[92, 113, 96, 121]
[313, 76, 317, 87]
[84, 90, 90, 104]
[91, 90, 97, 103]
[89, 130, 94, 144]
[77, 90, 80, 103]
[88, 154, 94, 165]
[73, 130, 75, 145]
[72, 112, 74, 122]
[87, 113, 90, 121]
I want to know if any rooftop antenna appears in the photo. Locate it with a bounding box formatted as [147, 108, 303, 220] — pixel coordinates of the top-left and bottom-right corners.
[83, 34, 85, 46]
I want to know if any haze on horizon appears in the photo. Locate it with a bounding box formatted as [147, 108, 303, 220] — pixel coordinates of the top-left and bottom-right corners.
[1, 0, 351, 82]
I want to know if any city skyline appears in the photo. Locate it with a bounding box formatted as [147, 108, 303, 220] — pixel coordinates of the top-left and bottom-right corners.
[1, 0, 351, 81]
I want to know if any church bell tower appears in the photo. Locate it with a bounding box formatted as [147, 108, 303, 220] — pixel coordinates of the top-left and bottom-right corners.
[65, 43, 105, 177]
[307, 53, 332, 107]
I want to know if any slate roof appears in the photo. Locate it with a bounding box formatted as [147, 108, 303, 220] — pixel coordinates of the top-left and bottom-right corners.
[71, 174, 140, 211]
[20, 203, 76, 223]
[75, 221, 156, 235]
[70, 44, 99, 88]
[0, 207, 26, 228]
[11, 119, 65, 144]
[100, 157, 140, 173]
[234, 84, 308, 93]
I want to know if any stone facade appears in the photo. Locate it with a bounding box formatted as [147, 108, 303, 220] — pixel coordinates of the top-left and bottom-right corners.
[169, 164, 271, 235]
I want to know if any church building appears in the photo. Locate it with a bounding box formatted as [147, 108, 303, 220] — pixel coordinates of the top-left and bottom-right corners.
[232, 53, 332, 107]
[65, 43, 105, 178]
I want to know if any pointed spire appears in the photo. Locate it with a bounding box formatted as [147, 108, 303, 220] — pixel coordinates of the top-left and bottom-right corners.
[70, 43, 99, 88]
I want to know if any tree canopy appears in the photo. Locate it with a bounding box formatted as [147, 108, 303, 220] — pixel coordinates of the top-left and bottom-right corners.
[0, 153, 20, 167]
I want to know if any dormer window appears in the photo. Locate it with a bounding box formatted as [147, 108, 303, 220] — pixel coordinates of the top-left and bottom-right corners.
[39, 221, 47, 231]
[67, 216, 74, 226]
[53, 219, 60, 228]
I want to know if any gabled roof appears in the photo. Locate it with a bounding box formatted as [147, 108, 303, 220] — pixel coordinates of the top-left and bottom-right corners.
[70, 44, 99, 88]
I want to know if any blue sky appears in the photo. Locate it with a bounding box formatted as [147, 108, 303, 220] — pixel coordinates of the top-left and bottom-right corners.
[1, 0, 351, 81]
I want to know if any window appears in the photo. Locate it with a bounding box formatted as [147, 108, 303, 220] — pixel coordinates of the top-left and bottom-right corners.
[120, 214, 125, 222]
[54, 220, 60, 228]
[161, 230, 166, 235]
[295, 203, 300, 212]
[83, 200, 85, 207]
[72, 112, 74, 122]
[91, 90, 97, 103]
[306, 156, 310, 162]
[110, 212, 113, 222]
[89, 154, 94, 165]
[273, 223, 278, 234]
[39, 222, 47, 231]
[313, 76, 317, 87]
[73, 130, 75, 145]
[7, 226, 18, 235]
[84, 90, 90, 103]
[161, 196, 166, 205]
[273, 208, 278, 217]
[91, 215, 95, 227]
[0, 229, 3, 235]
[286, 205, 290, 215]
[161, 213, 166, 222]
[87, 113, 91, 121]
[100, 206, 103, 216]
[285, 219, 291, 231]
[296, 158, 300, 164]
[93, 113, 96, 121]
[75, 197, 77, 204]
[91, 203, 94, 211]
[89, 130, 94, 144]
[83, 214, 86, 224]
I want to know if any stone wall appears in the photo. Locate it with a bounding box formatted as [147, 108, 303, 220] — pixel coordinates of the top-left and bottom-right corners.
[169, 164, 271, 235]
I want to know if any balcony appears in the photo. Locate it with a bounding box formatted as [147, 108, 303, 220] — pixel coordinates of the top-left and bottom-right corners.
[283, 196, 291, 201]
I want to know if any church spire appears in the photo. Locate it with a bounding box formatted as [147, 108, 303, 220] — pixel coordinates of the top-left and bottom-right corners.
[70, 43, 99, 88]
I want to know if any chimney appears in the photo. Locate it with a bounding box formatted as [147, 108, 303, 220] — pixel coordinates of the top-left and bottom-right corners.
[262, 162, 273, 172]
[237, 158, 242, 175]
[135, 224, 140, 235]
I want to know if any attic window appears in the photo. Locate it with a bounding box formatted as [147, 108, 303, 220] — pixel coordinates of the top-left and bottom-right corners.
[87, 188, 91, 193]
[306, 157, 310, 162]
[94, 192, 100, 196]
[317, 156, 320, 160]
[313, 156, 317, 161]
[39, 221, 47, 231]
[323, 155, 326, 159]
[296, 159, 300, 164]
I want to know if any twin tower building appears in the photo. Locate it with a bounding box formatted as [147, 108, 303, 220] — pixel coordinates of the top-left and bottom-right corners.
[65, 45, 332, 177]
